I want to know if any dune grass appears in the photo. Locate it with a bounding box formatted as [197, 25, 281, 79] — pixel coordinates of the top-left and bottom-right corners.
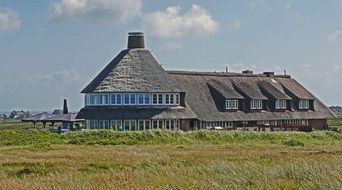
[0, 144, 341, 189]
[0, 118, 340, 189]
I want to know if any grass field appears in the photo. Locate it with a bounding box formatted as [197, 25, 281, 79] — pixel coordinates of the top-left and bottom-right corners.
[0, 117, 341, 189]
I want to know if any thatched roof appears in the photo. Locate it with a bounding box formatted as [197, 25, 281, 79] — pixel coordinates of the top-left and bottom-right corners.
[81, 49, 181, 93]
[168, 71, 335, 122]
[76, 106, 197, 120]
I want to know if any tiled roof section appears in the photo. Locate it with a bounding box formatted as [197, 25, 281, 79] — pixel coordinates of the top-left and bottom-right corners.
[81, 49, 181, 93]
[276, 77, 315, 99]
[168, 71, 335, 121]
[232, 79, 268, 100]
[76, 106, 197, 120]
[207, 79, 244, 99]
[258, 81, 291, 100]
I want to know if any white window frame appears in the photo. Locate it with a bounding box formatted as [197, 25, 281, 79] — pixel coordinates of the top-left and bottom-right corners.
[299, 100, 309, 109]
[124, 120, 137, 131]
[275, 100, 287, 109]
[90, 120, 98, 129]
[226, 100, 239, 109]
[138, 120, 151, 131]
[111, 120, 123, 130]
[123, 93, 136, 105]
[98, 94, 109, 105]
[99, 120, 110, 129]
[152, 93, 164, 105]
[251, 100, 263, 109]
[110, 93, 123, 105]
[89, 94, 98, 105]
[138, 93, 151, 105]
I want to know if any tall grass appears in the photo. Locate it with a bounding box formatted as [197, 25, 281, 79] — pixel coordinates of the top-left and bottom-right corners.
[0, 129, 341, 146]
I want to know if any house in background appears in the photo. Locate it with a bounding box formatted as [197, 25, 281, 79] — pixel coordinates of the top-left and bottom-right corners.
[76, 32, 335, 131]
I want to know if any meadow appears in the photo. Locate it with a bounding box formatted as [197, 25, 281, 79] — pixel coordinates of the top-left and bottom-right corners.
[0, 118, 341, 189]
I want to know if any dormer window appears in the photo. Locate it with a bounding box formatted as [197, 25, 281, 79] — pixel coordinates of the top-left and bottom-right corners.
[299, 100, 309, 109]
[275, 100, 286, 109]
[226, 100, 238, 109]
[251, 100, 263, 109]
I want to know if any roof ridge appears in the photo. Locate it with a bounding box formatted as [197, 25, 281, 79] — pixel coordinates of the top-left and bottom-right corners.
[167, 70, 291, 78]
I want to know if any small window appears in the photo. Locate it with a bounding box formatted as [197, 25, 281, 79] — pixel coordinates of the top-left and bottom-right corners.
[175, 94, 180, 105]
[275, 100, 287, 109]
[131, 94, 136, 104]
[90, 120, 98, 129]
[124, 94, 130, 105]
[138, 94, 144, 105]
[117, 94, 122, 104]
[251, 100, 262, 109]
[145, 94, 150, 104]
[299, 100, 310, 109]
[111, 120, 122, 130]
[226, 100, 238, 109]
[165, 94, 170, 104]
[158, 94, 163, 104]
[99, 120, 109, 129]
[90, 94, 97, 105]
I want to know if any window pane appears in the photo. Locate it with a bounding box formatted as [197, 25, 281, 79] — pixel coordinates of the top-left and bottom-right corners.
[117, 94, 122, 104]
[176, 94, 179, 104]
[124, 94, 130, 104]
[124, 121, 130, 131]
[145, 121, 150, 130]
[131, 121, 136, 131]
[153, 121, 158, 129]
[158, 94, 163, 104]
[170, 94, 174, 104]
[139, 121, 144, 130]
[104, 94, 109, 104]
[111, 94, 116, 105]
[131, 94, 136, 104]
[153, 94, 158, 104]
[158, 121, 164, 129]
[138, 94, 144, 105]
[166, 94, 170, 104]
[145, 94, 150, 104]
[117, 121, 123, 131]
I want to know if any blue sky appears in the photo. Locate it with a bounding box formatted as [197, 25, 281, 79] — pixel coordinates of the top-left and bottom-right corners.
[0, 0, 342, 112]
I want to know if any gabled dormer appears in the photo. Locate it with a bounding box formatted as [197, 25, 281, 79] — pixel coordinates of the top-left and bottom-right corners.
[258, 80, 292, 111]
[232, 81, 268, 112]
[207, 79, 244, 112]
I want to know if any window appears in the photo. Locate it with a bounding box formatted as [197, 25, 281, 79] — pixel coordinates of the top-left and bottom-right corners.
[275, 100, 287, 109]
[99, 120, 110, 129]
[85, 94, 90, 106]
[158, 94, 163, 104]
[99, 94, 109, 105]
[111, 120, 123, 130]
[124, 120, 136, 131]
[176, 94, 180, 105]
[152, 94, 164, 105]
[251, 100, 263, 109]
[111, 93, 122, 105]
[165, 94, 170, 104]
[131, 94, 136, 104]
[145, 94, 150, 104]
[90, 94, 98, 105]
[165, 120, 175, 130]
[165, 93, 178, 105]
[152, 120, 164, 129]
[90, 120, 98, 129]
[299, 100, 309, 109]
[138, 94, 144, 105]
[226, 100, 239, 109]
[124, 94, 130, 105]
[138, 94, 151, 105]
[138, 120, 151, 131]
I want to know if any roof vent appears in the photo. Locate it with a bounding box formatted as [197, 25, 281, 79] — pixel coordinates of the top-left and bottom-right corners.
[242, 70, 253, 74]
[127, 32, 145, 49]
[263, 72, 274, 77]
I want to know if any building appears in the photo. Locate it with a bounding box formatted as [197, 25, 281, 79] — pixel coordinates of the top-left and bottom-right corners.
[76, 32, 335, 131]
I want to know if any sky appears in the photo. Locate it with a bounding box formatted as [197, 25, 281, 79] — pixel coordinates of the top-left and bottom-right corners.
[0, 0, 342, 112]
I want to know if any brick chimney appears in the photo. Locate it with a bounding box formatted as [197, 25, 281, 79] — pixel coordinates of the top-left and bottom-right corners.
[263, 72, 274, 77]
[242, 70, 253, 74]
[127, 32, 145, 49]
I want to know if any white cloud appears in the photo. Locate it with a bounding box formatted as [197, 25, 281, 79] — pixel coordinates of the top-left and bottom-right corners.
[327, 30, 342, 42]
[50, 0, 142, 24]
[0, 8, 21, 32]
[143, 4, 219, 38]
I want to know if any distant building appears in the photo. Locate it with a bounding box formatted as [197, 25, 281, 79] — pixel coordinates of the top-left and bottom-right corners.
[52, 109, 63, 115]
[330, 106, 342, 113]
[76, 32, 335, 131]
[9, 110, 31, 120]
